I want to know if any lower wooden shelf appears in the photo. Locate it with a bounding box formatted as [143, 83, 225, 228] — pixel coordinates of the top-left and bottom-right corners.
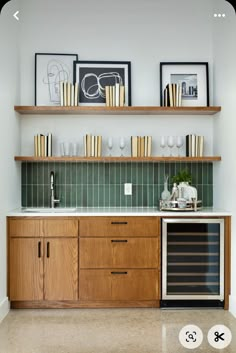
[14, 156, 221, 162]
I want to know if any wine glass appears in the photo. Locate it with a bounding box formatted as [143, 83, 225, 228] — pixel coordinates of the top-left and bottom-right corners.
[119, 137, 125, 156]
[160, 136, 166, 156]
[167, 136, 175, 156]
[176, 136, 184, 156]
[108, 137, 113, 156]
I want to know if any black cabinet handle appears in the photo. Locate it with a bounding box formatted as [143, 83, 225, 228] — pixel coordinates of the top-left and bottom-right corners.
[111, 271, 128, 275]
[111, 239, 128, 243]
[111, 221, 128, 225]
[38, 241, 41, 258]
[47, 242, 50, 258]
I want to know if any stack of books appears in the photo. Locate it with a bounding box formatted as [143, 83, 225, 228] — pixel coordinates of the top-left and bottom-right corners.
[84, 134, 102, 157]
[163, 83, 182, 107]
[34, 133, 52, 157]
[186, 134, 204, 157]
[131, 136, 152, 157]
[105, 84, 125, 107]
[60, 81, 79, 106]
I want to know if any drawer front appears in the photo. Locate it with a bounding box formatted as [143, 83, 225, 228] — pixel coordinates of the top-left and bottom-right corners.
[80, 237, 159, 268]
[80, 217, 159, 237]
[79, 269, 159, 301]
[8, 219, 40, 237]
[42, 219, 78, 237]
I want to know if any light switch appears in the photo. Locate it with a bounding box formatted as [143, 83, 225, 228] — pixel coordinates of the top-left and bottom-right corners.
[124, 183, 132, 195]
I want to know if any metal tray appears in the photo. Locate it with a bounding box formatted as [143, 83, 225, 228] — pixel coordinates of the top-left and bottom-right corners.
[159, 199, 202, 212]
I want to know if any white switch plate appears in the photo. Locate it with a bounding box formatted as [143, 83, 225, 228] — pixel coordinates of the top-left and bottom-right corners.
[124, 183, 132, 195]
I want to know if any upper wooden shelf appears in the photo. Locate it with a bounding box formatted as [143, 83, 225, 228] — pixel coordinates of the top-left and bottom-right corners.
[14, 156, 221, 162]
[14, 106, 221, 115]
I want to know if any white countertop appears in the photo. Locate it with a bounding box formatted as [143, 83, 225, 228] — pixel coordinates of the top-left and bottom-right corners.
[7, 207, 232, 217]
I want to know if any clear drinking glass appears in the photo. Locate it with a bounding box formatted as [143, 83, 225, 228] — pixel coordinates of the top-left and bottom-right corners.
[160, 136, 166, 156]
[108, 137, 113, 156]
[119, 137, 125, 156]
[167, 136, 175, 156]
[176, 136, 184, 156]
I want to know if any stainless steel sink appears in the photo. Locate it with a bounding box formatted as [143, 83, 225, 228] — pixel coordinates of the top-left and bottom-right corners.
[22, 207, 77, 213]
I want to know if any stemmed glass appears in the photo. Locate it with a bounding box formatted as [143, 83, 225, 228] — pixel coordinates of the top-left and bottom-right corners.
[167, 136, 175, 156]
[119, 137, 125, 156]
[176, 136, 184, 156]
[160, 136, 166, 156]
[108, 137, 113, 156]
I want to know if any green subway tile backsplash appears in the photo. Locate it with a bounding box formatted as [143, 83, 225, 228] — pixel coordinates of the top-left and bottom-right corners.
[21, 162, 213, 208]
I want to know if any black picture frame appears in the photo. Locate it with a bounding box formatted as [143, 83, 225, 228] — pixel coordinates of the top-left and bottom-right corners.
[73, 60, 131, 106]
[160, 62, 209, 107]
[35, 53, 78, 106]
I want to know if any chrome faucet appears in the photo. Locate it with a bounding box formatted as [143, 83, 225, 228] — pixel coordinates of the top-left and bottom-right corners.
[50, 171, 60, 208]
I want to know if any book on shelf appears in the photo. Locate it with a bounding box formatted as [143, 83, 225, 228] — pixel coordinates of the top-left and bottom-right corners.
[186, 134, 204, 157]
[105, 84, 125, 107]
[84, 134, 103, 157]
[34, 133, 52, 157]
[131, 135, 152, 157]
[60, 81, 79, 107]
[163, 83, 182, 107]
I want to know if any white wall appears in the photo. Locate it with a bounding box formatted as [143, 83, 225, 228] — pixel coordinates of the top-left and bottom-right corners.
[19, 0, 214, 157]
[0, 0, 21, 321]
[212, 0, 236, 315]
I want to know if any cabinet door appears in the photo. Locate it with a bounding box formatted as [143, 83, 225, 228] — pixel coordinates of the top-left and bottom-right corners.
[44, 238, 78, 300]
[80, 237, 159, 268]
[9, 238, 43, 300]
[79, 269, 159, 301]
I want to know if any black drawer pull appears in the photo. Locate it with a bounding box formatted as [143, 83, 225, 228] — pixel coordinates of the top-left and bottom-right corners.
[47, 242, 50, 258]
[111, 221, 128, 225]
[111, 271, 128, 275]
[38, 241, 41, 258]
[111, 239, 128, 243]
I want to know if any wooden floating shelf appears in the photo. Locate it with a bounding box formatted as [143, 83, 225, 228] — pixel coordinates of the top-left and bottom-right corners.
[14, 106, 221, 115]
[14, 156, 221, 162]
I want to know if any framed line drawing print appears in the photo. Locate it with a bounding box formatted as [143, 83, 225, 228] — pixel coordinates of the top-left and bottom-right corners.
[73, 60, 131, 106]
[160, 62, 209, 107]
[35, 53, 78, 106]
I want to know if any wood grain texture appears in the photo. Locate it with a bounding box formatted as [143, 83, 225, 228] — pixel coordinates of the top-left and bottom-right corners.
[14, 105, 221, 115]
[79, 217, 159, 237]
[80, 237, 159, 269]
[42, 219, 78, 237]
[8, 218, 40, 237]
[44, 238, 78, 300]
[11, 300, 160, 308]
[79, 269, 159, 301]
[14, 156, 222, 162]
[9, 238, 43, 300]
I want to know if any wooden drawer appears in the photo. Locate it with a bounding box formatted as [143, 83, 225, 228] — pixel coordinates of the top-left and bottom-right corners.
[42, 219, 78, 237]
[79, 217, 159, 237]
[80, 237, 159, 268]
[79, 269, 159, 300]
[8, 219, 40, 237]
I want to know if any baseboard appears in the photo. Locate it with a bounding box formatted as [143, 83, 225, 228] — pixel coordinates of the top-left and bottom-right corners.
[0, 297, 10, 322]
[229, 295, 236, 317]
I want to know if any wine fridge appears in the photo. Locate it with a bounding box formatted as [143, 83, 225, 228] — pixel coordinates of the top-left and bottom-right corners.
[161, 218, 224, 307]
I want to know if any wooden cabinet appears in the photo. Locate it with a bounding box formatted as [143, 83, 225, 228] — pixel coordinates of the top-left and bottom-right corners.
[8, 218, 78, 302]
[44, 238, 78, 300]
[9, 238, 43, 301]
[80, 269, 159, 301]
[79, 216, 160, 305]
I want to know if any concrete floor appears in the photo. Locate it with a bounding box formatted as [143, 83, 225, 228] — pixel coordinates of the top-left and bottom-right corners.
[0, 308, 236, 353]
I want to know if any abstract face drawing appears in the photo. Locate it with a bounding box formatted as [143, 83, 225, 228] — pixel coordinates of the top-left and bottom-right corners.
[43, 59, 70, 103]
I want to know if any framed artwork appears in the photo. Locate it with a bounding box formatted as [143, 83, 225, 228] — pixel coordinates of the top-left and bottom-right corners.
[73, 60, 131, 106]
[35, 53, 78, 106]
[160, 62, 209, 107]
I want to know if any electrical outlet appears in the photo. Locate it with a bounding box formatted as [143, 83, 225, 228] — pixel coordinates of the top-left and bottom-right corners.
[124, 183, 132, 195]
